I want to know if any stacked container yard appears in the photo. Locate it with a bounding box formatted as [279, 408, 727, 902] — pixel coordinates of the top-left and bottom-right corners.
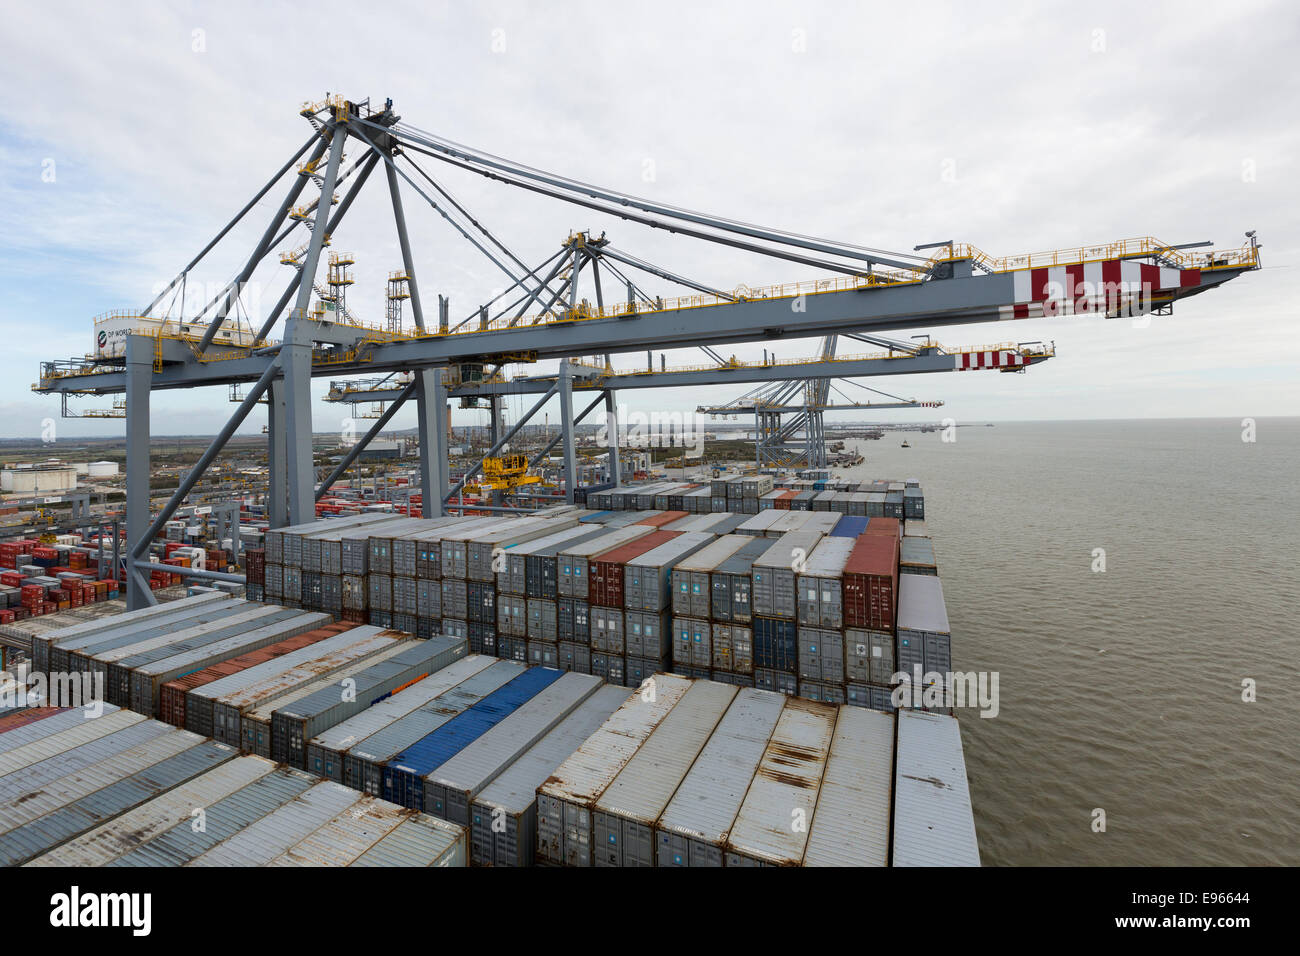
[16, 746, 466, 867]
[159, 623, 353, 728]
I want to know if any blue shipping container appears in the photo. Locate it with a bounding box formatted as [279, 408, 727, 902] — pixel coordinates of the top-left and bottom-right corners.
[753, 616, 797, 672]
[831, 516, 870, 538]
[383, 666, 564, 810]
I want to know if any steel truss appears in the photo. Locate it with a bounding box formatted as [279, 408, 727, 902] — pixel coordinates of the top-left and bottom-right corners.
[28, 96, 1259, 607]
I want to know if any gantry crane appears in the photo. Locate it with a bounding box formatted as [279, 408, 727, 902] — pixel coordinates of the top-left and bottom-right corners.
[29, 95, 1260, 609]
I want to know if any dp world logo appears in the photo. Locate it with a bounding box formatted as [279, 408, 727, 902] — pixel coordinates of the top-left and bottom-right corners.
[97, 330, 107, 348]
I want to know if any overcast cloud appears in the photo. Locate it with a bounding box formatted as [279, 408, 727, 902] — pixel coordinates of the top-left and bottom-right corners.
[0, 0, 1296, 440]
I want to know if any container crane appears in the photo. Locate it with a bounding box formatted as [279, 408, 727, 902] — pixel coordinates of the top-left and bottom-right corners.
[28, 95, 1259, 610]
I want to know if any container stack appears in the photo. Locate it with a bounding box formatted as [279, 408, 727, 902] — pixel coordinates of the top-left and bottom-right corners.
[1, 708, 468, 867]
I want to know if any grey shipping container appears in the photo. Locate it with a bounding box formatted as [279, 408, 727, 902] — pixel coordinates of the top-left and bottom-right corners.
[624, 532, 715, 612]
[272, 634, 469, 768]
[751, 531, 824, 620]
[796, 536, 854, 629]
[845, 628, 895, 685]
[710, 537, 772, 623]
[802, 706, 893, 866]
[671, 534, 750, 619]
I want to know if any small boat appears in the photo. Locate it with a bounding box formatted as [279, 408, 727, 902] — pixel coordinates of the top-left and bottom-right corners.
[900, 441, 911, 448]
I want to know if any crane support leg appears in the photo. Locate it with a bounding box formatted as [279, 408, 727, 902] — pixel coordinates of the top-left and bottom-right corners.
[604, 389, 621, 486]
[267, 378, 288, 527]
[417, 370, 448, 517]
[559, 360, 577, 504]
[124, 335, 155, 610]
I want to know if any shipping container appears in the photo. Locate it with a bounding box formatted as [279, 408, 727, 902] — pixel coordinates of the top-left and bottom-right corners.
[32, 592, 228, 676]
[900, 535, 937, 576]
[271, 634, 468, 767]
[671, 616, 710, 670]
[842, 533, 900, 632]
[845, 628, 895, 685]
[796, 625, 844, 684]
[555, 526, 656, 599]
[588, 530, 680, 608]
[671, 535, 750, 619]
[500, 525, 607, 596]
[897, 574, 952, 680]
[709, 537, 772, 624]
[305, 655, 495, 783]
[796, 536, 854, 629]
[0, 725, 235, 866]
[892, 709, 979, 866]
[751, 531, 824, 620]
[189, 627, 405, 744]
[384, 666, 564, 811]
[126, 609, 334, 716]
[624, 609, 671, 660]
[556, 640, 590, 674]
[424, 671, 602, 825]
[158, 624, 350, 729]
[536, 672, 691, 866]
[590, 605, 624, 654]
[24, 752, 276, 867]
[345, 660, 524, 797]
[655, 687, 785, 866]
[593, 680, 737, 866]
[526, 598, 558, 643]
[469, 684, 629, 866]
[623, 532, 715, 612]
[710, 622, 753, 676]
[724, 696, 835, 866]
[802, 706, 893, 866]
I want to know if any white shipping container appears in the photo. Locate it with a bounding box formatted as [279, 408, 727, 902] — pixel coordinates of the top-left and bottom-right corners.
[654, 687, 786, 866]
[592, 680, 738, 867]
[802, 706, 894, 866]
[537, 672, 692, 866]
[724, 696, 836, 866]
[892, 709, 980, 867]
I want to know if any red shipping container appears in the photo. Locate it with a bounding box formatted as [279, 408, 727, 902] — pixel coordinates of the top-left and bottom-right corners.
[244, 549, 266, 586]
[588, 530, 680, 608]
[843, 533, 900, 632]
[157, 622, 354, 728]
[0, 572, 22, 587]
[774, 490, 799, 510]
[635, 511, 689, 528]
[0, 706, 66, 735]
[864, 517, 902, 539]
[0, 609, 13, 624]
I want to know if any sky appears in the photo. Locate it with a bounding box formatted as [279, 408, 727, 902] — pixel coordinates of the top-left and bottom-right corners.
[0, 0, 1297, 441]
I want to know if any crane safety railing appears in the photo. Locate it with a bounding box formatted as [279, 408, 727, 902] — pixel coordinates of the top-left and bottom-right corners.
[923, 236, 1260, 275]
